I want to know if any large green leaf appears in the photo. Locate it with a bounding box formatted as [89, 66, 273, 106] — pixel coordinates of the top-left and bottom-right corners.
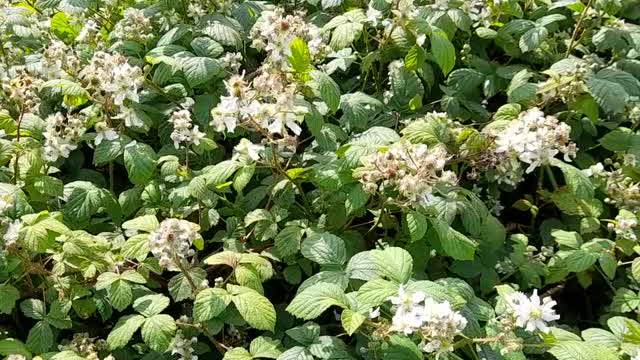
[228, 284, 276, 331]
[107, 315, 146, 350]
[286, 282, 348, 320]
[124, 143, 157, 186]
[300, 231, 346, 265]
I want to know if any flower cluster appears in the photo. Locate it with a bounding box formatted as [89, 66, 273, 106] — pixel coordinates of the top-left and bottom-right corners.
[354, 142, 457, 206]
[494, 108, 576, 173]
[169, 331, 198, 360]
[43, 112, 87, 162]
[149, 219, 202, 271]
[57, 333, 107, 360]
[111, 8, 154, 44]
[584, 162, 640, 211]
[609, 210, 638, 241]
[169, 109, 205, 149]
[210, 74, 307, 140]
[505, 290, 560, 333]
[250, 8, 327, 68]
[80, 52, 143, 120]
[3, 219, 21, 248]
[388, 285, 467, 356]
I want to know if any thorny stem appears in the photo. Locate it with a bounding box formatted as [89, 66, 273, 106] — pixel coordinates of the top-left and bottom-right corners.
[566, 0, 593, 57]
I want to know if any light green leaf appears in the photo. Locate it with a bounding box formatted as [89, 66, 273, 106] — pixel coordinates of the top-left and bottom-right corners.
[370, 247, 413, 284]
[182, 57, 221, 87]
[122, 215, 159, 233]
[107, 315, 146, 350]
[133, 294, 170, 317]
[20, 299, 46, 320]
[228, 284, 276, 331]
[108, 280, 132, 312]
[250, 336, 282, 359]
[341, 309, 366, 335]
[141, 314, 176, 352]
[310, 71, 340, 113]
[193, 288, 232, 322]
[430, 28, 456, 75]
[286, 282, 348, 320]
[406, 211, 428, 242]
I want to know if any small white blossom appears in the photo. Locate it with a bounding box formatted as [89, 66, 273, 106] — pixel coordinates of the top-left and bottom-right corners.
[366, 5, 382, 26]
[368, 307, 380, 319]
[233, 139, 264, 162]
[149, 219, 202, 271]
[94, 122, 119, 145]
[43, 112, 86, 162]
[495, 108, 576, 173]
[169, 109, 206, 149]
[506, 290, 560, 333]
[3, 219, 21, 248]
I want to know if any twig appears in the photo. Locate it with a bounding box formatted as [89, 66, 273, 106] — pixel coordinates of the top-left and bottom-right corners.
[566, 0, 593, 57]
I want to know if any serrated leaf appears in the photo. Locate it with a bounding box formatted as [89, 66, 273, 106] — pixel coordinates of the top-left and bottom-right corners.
[430, 28, 455, 75]
[250, 336, 282, 359]
[341, 309, 365, 335]
[228, 284, 276, 331]
[301, 232, 346, 265]
[141, 314, 176, 352]
[310, 71, 340, 113]
[133, 294, 170, 317]
[193, 288, 232, 322]
[107, 314, 146, 350]
[406, 211, 427, 242]
[26, 320, 52, 354]
[182, 57, 221, 87]
[0, 285, 20, 315]
[108, 280, 132, 312]
[370, 247, 413, 284]
[124, 143, 157, 186]
[286, 282, 348, 320]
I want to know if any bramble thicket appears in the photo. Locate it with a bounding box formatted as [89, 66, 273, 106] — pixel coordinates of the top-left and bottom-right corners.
[1, 0, 640, 359]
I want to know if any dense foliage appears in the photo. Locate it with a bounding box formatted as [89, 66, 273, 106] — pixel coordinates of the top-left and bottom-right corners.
[2, 0, 640, 359]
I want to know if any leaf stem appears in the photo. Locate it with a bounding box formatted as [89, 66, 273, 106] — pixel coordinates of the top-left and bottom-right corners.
[566, 0, 593, 57]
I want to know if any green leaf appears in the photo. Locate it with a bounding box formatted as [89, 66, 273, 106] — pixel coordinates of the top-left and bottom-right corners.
[41, 79, 89, 107]
[355, 279, 398, 307]
[141, 314, 176, 352]
[133, 294, 170, 317]
[383, 334, 422, 360]
[120, 270, 146, 284]
[182, 57, 221, 87]
[121, 234, 151, 261]
[301, 232, 346, 265]
[168, 268, 207, 302]
[550, 159, 594, 199]
[228, 284, 276, 331]
[286, 322, 320, 346]
[286, 282, 348, 320]
[108, 280, 132, 312]
[0, 284, 20, 314]
[406, 211, 428, 242]
[278, 346, 314, 360]
[610, 288, 640, 312]
[370, 247, 413, 284]
[107, 315, 146, 350]
[20, 299, 46, 320]
[26, 321, 52, 354]
[0, 338, 30, 358]
[124, 143, 157, 186]
[432, 220, 477, 261]
[95, 272, 120, 291]
[341, 309, 366, 335]
[310, 71, 340, 113]
[519, 26, 548, 52]
[275, 225, 305, 257]
[193, 288, 232, 322]
[430, 28, 456, 75]
[122, 215, 159, 233]
[289, 37, 311, 74]
[250, 336, 282, 359]
[548, 341, 619, 360]
[551, 230, 582, 249]
[223, 348, 252, 360]
[588, 69, 634, 114]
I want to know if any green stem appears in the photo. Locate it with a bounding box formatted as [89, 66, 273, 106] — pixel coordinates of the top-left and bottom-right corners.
[544, 165, 558, 191]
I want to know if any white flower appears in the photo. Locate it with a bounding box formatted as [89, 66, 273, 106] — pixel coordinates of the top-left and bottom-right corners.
[94, 122, 119, 145]
[389, 284, 426, 313]
[233, 138, 264, 162]
[366, 5, 382, 26]
[5, 355, 27, 360]
[3, 219, 21, 247]
[169, 109, 206, 149]
[506, 290, 560, 333]
[495, 108, 576, 173]
[211, 96, 240, 133]
[148, 219, 202, 271]
[42, 112, 85, 162]
[114, 106, 145, 128]
[368, 307, 380, 319]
